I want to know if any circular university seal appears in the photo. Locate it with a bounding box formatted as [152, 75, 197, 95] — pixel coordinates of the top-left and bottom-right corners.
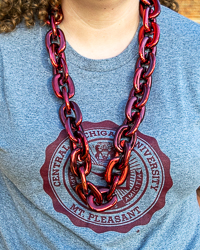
[40, 120, 172, 233]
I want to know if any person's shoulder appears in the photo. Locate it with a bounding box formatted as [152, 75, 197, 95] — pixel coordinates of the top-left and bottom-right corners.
[159, 5, 200, 41]
[0, 22, 48, 52]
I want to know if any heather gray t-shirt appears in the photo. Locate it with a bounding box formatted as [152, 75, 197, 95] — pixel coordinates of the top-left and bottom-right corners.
[0, 5, 200, 250]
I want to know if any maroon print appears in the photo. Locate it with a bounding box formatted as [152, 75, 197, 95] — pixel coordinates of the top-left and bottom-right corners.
[40, 121, 172, 233]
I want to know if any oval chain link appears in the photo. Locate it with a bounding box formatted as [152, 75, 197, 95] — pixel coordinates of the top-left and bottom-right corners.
[45, 0, 161, 212]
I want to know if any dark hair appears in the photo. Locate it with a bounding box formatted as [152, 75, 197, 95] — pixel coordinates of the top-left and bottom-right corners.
[0, 0, 179, 33]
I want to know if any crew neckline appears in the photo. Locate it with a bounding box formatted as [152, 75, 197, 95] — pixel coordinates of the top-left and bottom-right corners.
[63, 19, 142, 72]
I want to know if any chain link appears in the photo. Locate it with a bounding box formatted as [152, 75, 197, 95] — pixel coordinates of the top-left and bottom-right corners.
[45, 0, 161, 212]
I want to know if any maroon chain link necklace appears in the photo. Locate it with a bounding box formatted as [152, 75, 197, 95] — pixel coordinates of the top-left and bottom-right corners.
[45, 0, 161, 212]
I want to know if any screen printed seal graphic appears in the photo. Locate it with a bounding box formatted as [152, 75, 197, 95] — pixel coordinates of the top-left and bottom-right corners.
[40, 121, 172, 233]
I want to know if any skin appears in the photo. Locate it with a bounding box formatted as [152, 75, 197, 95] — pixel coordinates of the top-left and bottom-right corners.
[60, 0, 200, 208]
[60, 0, 140, 59]
[197, 188, 200, 207]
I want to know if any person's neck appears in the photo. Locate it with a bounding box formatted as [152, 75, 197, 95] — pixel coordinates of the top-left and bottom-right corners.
[60, 0, 140, 59]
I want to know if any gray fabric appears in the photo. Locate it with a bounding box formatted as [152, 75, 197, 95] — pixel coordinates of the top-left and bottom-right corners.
[0, 5, 200, 249]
